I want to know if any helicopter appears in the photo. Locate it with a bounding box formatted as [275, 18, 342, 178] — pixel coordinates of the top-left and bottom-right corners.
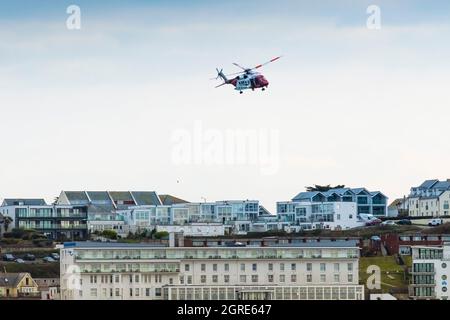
[213, 56, 282, 94]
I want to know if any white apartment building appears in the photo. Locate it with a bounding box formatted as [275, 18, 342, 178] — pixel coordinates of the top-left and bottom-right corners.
[277, 201, 361, 231]
[408, 180, 450, 217]
[410, 244, 450, 300]
[60, 239, 364, 300]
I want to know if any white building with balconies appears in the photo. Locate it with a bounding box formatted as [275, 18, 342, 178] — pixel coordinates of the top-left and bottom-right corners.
[60, 239, 364, 300]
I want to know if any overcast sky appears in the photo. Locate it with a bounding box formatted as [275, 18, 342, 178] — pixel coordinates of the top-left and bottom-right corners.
[1, 0, 450, 212]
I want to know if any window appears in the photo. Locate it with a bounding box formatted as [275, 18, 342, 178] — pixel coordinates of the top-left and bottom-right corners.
[291, 263, 296, 271]
[240, 264, 245, 271]
[115, 288, 120, 297]
[135, 288, 140, 297]
[201, 264, 206, 272]
[155, 288, 161, 297]
[224, 264, 229, 272]
[334, 263, 340, 272]
[334, 274, 340, 282]
[347, 263, 353, 271]
[240, 275, 247, 283]
[213, 264, 218, 272]
[146, 288, 150, 297]
[201, 275, 206, 283]
[348, 274, 353, 282]
[307, 263, 312, 272]
[252, 264, 257, 272]
[268, 274, 274, 283]
[307, 274, 312, 283]
[268, 263, 273, 271]
[320, 275, 326, 282]
[169, 278, 173, 285]
[251, 275, 258, 283]
[90, 288, 97, 297]
[180, 276, 184, 284]
[135, 275, 139, 283]
[280, 263, 285, 271]
[320, 263, 326, 272]
[443, 263, 447, 269]
[185, 264, 190, 272]
[224, 275, 230, 283]
[187, 276, 192, 284]
[280, 275, 285, 283]
[115, 275, 120, 283]
[212, 275, 218, 283]
[291, 274, 297, 282]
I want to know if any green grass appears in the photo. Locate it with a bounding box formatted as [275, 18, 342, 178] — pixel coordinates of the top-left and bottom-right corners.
[359, 256, 408, 292]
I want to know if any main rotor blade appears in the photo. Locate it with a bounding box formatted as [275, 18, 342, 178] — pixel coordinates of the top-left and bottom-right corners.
[225, 71, 245, 77]
[232, 62, 247, 71]
[253, 56, 282, 70]
[215, 82, 227, 88]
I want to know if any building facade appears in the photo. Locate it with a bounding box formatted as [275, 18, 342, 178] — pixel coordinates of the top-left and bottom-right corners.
[0, 199, 88, 240]
[60, 240, 364, 300]
[276, 201, 360, 231]
[283, 187, 388, 220]
[409, 244, 450, 300]
[0, 273, 39, 298]
[408, 180, 450, 217]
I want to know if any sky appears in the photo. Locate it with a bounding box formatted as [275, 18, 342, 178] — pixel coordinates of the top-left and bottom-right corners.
[1, 0, 450, 212]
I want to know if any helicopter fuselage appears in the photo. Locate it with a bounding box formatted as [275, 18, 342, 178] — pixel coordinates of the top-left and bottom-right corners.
[229, 72, 269, 91]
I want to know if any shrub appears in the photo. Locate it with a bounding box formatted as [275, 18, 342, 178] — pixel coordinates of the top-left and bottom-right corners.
[154, 231, 169, 240]
[102, 229, 118, 240]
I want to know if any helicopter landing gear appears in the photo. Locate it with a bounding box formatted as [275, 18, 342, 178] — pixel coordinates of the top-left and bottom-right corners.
[262, 87, 266, 91]
[240, 91, 243, 94]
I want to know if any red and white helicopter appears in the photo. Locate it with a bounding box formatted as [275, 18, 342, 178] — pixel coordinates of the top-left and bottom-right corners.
[213, 56, 282, 94]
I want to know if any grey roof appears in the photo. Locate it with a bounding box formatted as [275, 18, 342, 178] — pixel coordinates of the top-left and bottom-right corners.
[109, 191, 134, 202]
[259, 205, 272, 216]
[158, 194, 188, 205]
[64, 191, 89, 204]
[86, 191, 111, 203]
[2, 199, 47, 206]
[0, 273, 29, 287]
[292, 191, 322, 201]
[432, 181, 450, 190]
[326, 188, 354, 195]
[351, 188, 370, 195]
[419, 180, 439, 189]
[133, 192, 162, 206]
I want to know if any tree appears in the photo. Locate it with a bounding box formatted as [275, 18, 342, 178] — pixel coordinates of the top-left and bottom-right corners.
[154, 231, 169, 240]
[102, 229, 118, 240]
[306, 184, 345, 192]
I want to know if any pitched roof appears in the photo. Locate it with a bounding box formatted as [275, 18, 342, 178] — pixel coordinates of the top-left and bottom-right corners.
[159, 194, 189, 205]
[432, 181, 450, 190]
[63, 191, 90, 204]
[419, 180, 439, 189]
[259, 205, 272, 216]
[351, 188, 371, 195]
[327, 188, 354, 195]
[131, 192, 162, 206]
[0, 273, 29, 287]
[388, 199, 403, 208]
[2, 199, 47, 206]
[292, 191, 321, 201]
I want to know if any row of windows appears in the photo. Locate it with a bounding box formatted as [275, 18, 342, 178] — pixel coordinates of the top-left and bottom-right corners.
[87, 287, 162, 298]
[196, 273, 354, 284]
[190, 262, 354, 273]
